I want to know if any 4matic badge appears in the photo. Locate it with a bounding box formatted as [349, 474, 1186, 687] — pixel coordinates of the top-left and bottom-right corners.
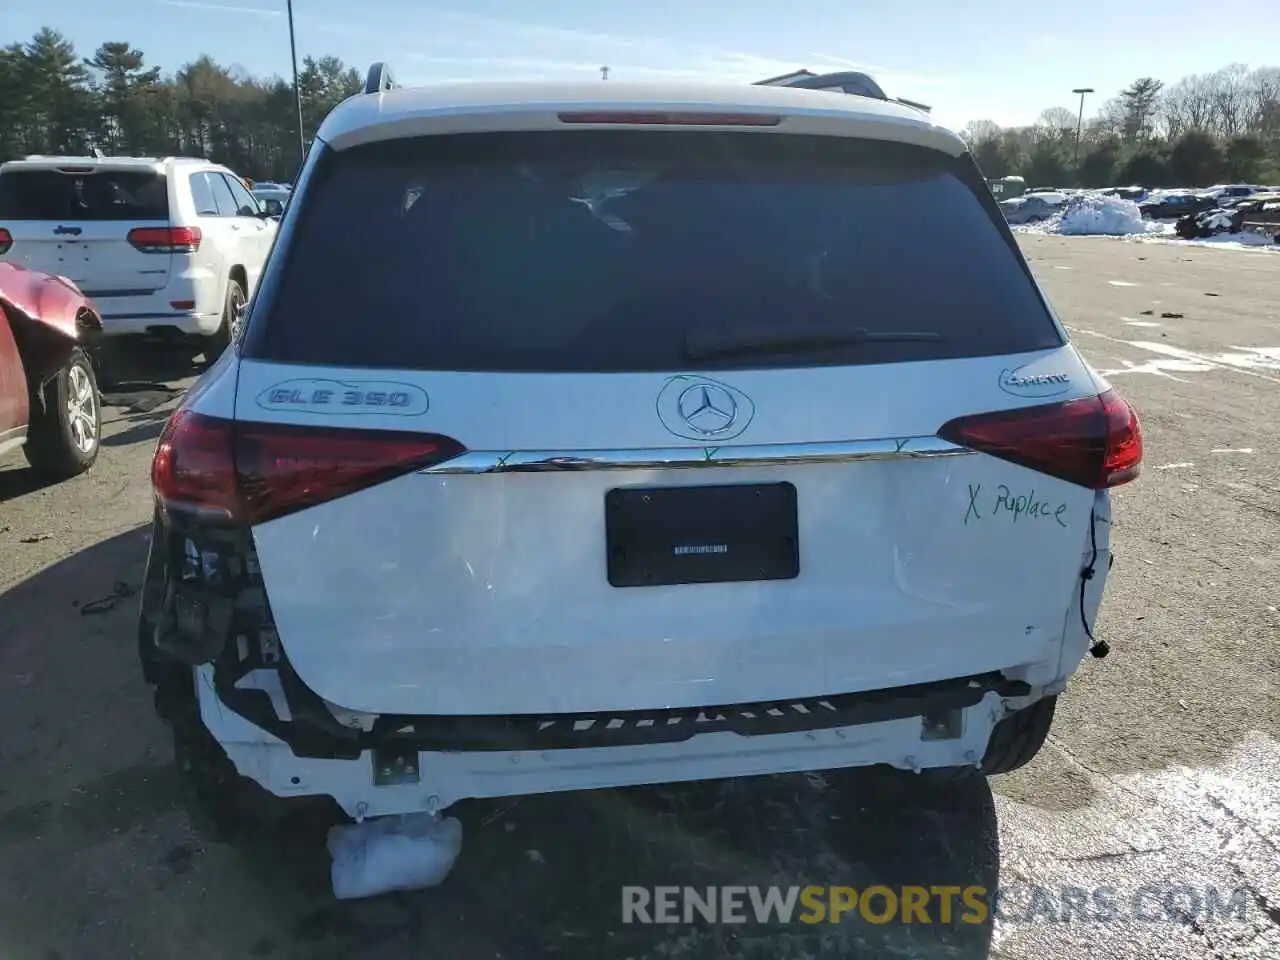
[656, 375, 755, 442]
[998, 365, 1072, 398]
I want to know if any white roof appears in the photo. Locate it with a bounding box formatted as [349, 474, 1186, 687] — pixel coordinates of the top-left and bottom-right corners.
[317, 81, 965, 157]
[0, 155, 217, 173]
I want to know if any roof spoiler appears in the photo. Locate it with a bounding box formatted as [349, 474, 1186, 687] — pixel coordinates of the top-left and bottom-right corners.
[763, 71, 889, 100]
[755, 70, 931, 113]
[364, 62, 397, 95]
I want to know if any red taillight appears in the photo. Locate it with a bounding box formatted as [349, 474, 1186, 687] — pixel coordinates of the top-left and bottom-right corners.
[0, 228, 11, 255]
[938, 390, 1142, 489]
[128, 226, 202, 253]
[152, 411, 239, 517]
[152, 411, 466, 525]
[557, 111, 782, 127]
[236, 421, 467, 524]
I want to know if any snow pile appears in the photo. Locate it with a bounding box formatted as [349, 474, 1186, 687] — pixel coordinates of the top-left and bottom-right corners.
[1012, 194, 1166, 237]
[329, 812, 463, 900]
[1054, 194, 1161, 236]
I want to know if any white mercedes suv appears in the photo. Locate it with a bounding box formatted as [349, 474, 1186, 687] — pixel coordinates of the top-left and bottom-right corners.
[137, 65, 1142, 826]
[0, 155, 276, 358]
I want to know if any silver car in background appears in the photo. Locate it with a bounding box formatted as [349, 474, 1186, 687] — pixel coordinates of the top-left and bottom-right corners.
[252, 186, 290, 219]
[998, 192, 1069, 225]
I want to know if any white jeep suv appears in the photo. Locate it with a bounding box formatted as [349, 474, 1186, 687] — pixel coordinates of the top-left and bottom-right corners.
[0, 156, 276, 357]
[138, 66, 1142, 826]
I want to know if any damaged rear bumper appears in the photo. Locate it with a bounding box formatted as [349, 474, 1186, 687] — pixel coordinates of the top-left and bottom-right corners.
[194, 663, 1028, 818]
[139, 513, 1054, 818]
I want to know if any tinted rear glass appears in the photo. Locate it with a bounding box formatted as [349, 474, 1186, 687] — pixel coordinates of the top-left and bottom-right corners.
[249, 132, 1060, 372]
[0, 169, 168, 221]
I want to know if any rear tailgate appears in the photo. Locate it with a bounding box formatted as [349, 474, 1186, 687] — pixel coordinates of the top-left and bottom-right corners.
[234, 128, 1101, 716]
[0, 165, 173, 297]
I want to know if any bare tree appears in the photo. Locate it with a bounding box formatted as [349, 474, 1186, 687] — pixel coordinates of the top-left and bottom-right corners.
[1207, 64, 1250, 137]
[1160, 74, 1215, 137]
[1037, 107, 1076, 132]
[961, 119, 1001, 145]
[1088, 97, 1127, 140]
[1245, 66, 1280, 141]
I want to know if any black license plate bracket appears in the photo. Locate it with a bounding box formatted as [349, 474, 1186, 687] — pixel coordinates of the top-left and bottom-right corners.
[605, 482, 799, 587]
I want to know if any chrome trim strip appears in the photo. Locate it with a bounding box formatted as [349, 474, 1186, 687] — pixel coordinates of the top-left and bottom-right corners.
[421, 436, 972, 475]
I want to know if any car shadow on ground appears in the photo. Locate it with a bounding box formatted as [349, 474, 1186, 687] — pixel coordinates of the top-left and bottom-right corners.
[100, 410, 173, 448]
[0, 466, 53, 502]
[98, 338, 207, 392]
[97, 341, 200, 447]
[0, 529, 1000, 960]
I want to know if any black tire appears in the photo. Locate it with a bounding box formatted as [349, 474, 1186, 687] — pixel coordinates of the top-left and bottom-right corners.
[979, 694, 1057, 775]
[160, 677, 293, 839]
[23, 345, 101, 478]
[907, 695, 1058, 782]
[204, 278, 246, 361]
[156, 671, 340, 839]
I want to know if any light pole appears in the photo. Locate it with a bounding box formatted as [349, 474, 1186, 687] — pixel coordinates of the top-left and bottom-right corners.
[1072, 87, 1094, 166]
[287, 0, 305, 168]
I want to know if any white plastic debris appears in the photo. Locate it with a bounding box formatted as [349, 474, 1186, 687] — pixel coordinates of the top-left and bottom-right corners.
[328, 812, 463, 900]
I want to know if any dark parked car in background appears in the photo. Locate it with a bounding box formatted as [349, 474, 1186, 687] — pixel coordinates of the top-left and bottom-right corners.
[0, 260, 103, 478]
[1139, 193, 1216, 220]
[1174, 192, 1280, 241]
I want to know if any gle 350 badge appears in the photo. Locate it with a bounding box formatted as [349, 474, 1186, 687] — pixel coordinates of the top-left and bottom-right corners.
[255, 378, 430, 416]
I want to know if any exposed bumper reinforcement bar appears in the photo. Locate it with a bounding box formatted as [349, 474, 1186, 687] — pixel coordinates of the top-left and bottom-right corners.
[215, 659, 1029, 759]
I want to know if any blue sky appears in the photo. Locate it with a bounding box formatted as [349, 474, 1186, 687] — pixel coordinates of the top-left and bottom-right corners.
[4, 0, 1278, 130]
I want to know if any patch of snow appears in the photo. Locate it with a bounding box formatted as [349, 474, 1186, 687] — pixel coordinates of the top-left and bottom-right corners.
[1215, 346, 1280, 370]
[993, 734, 1280, 958]
[329, 812, 464, 900]
[1129, 231, 1280, 252]
[1097, 357, 1214, 380]
[1180, 232, 1278, 250]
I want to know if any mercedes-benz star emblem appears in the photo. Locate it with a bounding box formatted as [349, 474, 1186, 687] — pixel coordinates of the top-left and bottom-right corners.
[677, 383, 738, 436]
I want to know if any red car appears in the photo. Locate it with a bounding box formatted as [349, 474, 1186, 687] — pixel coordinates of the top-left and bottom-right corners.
[0, 259, 103, 478]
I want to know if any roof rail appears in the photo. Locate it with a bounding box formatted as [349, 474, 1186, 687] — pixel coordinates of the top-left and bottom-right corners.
[364, 62, 396, 96]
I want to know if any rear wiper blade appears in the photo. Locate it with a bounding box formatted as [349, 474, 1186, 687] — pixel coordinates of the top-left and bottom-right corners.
[683, 325, 944, 361]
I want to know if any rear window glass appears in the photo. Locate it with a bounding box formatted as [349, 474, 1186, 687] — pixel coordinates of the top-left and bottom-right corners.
[0, 169, 168, 221]
[249, 132, 1060, 372]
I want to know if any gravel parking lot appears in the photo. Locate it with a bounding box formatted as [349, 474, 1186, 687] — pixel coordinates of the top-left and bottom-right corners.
[1, 235, 1277, 960]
